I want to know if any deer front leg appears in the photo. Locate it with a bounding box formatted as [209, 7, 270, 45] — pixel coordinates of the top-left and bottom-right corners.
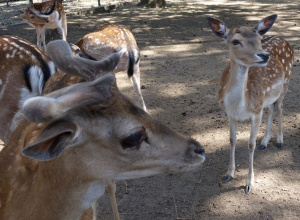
[131, 61, 147, 111]
[107, 180, 120, 220]
[276, 96, 284, 149]
[246, 113, 262, 194]
[222, 116, 237, 183]
[41, 27, 47, 51]
[259, 103, 274, 150]
[35, 26, 43, 48]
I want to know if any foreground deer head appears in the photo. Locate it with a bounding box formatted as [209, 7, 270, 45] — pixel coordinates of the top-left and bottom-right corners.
[0, 40, 205, 220]
[74, 24, 147, 111]
[208, 15, 293, 194]
[20, 0, 67, 50]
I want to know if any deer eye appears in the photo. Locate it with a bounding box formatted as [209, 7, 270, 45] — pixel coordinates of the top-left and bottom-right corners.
[232, 39, 240, 45]
[121, 128, 148, 150]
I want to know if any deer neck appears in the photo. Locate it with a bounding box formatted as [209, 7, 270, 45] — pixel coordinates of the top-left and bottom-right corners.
[222, 60, 250, 120]
[4, 156, 106, 220]
[37, 159, 105, 219]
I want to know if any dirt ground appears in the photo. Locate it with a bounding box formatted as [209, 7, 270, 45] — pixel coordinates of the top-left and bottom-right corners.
[1, 0, 300, 219]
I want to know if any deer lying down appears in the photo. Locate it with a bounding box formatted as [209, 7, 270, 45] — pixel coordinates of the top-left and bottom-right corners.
[20, 0, 67, 50]
[0, 40, 205, 220]
[74, 24, 147, 111]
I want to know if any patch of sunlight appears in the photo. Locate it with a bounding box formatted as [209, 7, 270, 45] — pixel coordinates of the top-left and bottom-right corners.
[158, 83, 197, 98]
[193, 0, 265, 6]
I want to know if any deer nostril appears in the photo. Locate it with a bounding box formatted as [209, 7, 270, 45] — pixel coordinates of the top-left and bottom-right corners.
[257, 53, 269, 62]
[188, 139, 205, 156]
[194, 146, 205, 156]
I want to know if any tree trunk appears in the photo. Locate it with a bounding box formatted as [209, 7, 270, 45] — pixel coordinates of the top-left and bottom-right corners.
[138, 0, 166, 8]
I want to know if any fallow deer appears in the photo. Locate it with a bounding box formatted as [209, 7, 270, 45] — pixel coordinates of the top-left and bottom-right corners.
[20, 0, 67, 50]
[207, 14, 293, 194]
[0, 35, 56, 144]
[74, 24, 147, 111]
[0, 39, 205, 220]
[0, 35, 125, 220]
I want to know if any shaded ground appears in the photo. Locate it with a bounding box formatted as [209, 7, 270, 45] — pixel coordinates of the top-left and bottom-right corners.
[1, 0, 300, 219]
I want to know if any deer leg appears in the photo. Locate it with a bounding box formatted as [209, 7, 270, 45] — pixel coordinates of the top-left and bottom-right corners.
[107, 180, 120, 220]
[92, 203, 97, 220]
[246, 113, 262, 194]
[131, 61, 147, 111]
[35, 26, 42, 48]
[41, 27, 47, 51]
[276, 96, 284, 149]
[259, 103, 274, 150]
[223, 116, 237, 183]
[60, 27, 66, 41]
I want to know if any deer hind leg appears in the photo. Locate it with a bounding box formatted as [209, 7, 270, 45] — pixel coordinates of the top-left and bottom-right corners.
[131, 61, 147, 111]
[259, 103, 275, 150]
[222, 116, 237, 183]
[246, 112, 262, 194]
[107, 180, 120, 220]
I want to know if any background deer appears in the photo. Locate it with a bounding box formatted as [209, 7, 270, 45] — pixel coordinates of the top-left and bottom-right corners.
[20, 0, 67, 50]
[0, 39, 205, 220]
[0, 35, 56, 144]
[74, 24, 147, 111]
[207, 14, 293, 194]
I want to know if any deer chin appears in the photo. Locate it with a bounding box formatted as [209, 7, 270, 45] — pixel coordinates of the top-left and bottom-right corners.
[255, 60, 268, 66]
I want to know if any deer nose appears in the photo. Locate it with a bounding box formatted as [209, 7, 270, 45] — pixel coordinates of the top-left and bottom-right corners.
[257, 53, 269, 63]
[188, 139, 205, 158]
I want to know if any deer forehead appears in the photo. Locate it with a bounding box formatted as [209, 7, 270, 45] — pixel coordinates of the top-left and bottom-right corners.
[229, 27, 262, 42]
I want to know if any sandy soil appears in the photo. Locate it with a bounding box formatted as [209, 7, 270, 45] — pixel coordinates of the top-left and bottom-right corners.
[1, 0, 300, 219]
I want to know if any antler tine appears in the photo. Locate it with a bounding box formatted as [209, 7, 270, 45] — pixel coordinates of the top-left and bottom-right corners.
[47, 40, 123, 81]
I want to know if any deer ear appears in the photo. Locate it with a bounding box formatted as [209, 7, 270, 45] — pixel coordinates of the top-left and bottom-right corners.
[22, 120, 79, 161]
[207, 17, 229, 40]
[22, 74, 117, 122]
[254, 14, 277, 35]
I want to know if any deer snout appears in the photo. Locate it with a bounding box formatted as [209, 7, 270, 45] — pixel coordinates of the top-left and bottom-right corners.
[186, 139, 205, 162]
[257, 53, 269, 64]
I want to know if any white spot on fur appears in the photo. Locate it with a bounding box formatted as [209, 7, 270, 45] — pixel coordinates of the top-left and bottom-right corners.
[282, 59, 285, 63]
[267, 87, 270, 92]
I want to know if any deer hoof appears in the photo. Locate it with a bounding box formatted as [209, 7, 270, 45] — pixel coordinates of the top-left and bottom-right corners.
[245, 185, 252, 194]
[277, 143, 284, 150]
[258, 145, 267, 150]
[245, 184, 253, 194]
[222, 175, 233, 183]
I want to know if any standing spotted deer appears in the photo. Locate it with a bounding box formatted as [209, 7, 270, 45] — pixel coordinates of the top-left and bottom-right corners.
[0, 39, 205, 220]
[74, 25, 147, 111]
[207, 14, 294, 194]
[20, 0, 67, 50]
